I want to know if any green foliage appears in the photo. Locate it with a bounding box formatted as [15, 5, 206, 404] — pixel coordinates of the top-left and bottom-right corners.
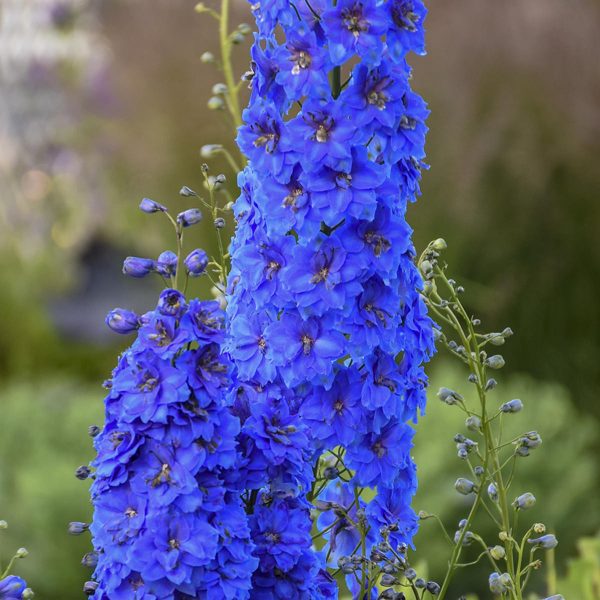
[412, 360, 600, 597]
[0, 378, 103, 599]
[553, 534, 600, 600]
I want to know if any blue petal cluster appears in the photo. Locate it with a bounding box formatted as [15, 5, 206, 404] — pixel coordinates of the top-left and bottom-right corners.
[228, 0, 434, 594]
[90, 289, 257, 599]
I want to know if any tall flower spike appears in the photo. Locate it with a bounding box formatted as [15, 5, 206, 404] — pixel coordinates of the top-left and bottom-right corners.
[228, 0, 434, 595]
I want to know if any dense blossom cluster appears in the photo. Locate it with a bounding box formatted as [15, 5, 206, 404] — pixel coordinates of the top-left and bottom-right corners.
[88, 288, 257, 599]
[227, 0, 434, 595]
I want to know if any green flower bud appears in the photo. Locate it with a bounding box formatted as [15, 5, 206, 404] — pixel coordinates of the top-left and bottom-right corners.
[200, 144, 223, 158]
[200, 51, 215, 63]
[207, 96, 225, 110]
[230, 31, 245, 44]
[513, 492, 536, 510]
[485, 355, 505, 369]
[22, 589, 35, 599]
[437, 387, 463, 405]
[16, 547, 29, 558]
[465, 415, 482, 432]
[238, 23, 252, 34]
[490, 545, 505, 560]
[431, 238, 447, 251]
[0, 520, 7, 529]
[212, 83, 228, 95]
[455, 478, 476, 495]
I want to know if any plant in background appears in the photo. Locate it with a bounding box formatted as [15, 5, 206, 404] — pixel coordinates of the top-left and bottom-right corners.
[0, 521, 33, 599]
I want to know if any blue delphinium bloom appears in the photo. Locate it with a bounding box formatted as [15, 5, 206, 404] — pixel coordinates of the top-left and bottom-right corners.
[228, 0, 434, 595]
[0, 576, 27, 600]
[89, 289, 257, 599]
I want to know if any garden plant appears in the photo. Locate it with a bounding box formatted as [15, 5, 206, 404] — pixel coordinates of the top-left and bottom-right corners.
[0, 1, 568, 599]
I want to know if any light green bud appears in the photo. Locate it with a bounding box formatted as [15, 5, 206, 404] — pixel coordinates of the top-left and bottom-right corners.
[490, 545, 506, 560]
[207, 96, 225, 110]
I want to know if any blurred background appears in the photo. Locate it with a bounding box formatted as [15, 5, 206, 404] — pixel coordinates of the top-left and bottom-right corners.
[0, 0, 598, 597]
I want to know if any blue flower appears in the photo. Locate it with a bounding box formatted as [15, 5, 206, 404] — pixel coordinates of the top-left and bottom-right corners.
[180, 299, 225, 345]
[266, 312, 345, 386]
[322, 0, 387, 66]
[0, 576, 27, 600]
[346, 421, 415, 487]
[281, 235, 364, 317]
[386, 0, 428, 60]
[302, 146, 386, 225]
[317, 482, 376, 564]
[135, 314, 191, 359]
[274, 24, 330, 101]
[300, 367, 364, 447]
[287, 99, 356, 169]
[110, 350, 189, 424]
[251, 496, 312, 572]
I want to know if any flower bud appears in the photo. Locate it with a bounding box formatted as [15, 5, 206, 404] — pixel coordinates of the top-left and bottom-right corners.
[488, 332, 506, 346]
[177, 208, 203, 227]
[81, 552, 98, 568]
[465, 415, 482, 432]
[485, 378, 497, 391]
[455, 478, 476, 495]
[139, 197, 166, 213]
[208, 96, 225, 110]
[184, 249, 209, 277]
[88, 425, 100, 438]
[200, 51, 215, 63]
[489, 572, 511, 594]
[83, 581, 98, 596]
[16, 547, 28, 558]
[522, 431, 542, 448]
[415, 578, 426, 588]
[488, 483, 499, 502]
[68, 522, 89, 535]
[490, 545, 505, 560]
[200, 144, 223, 158]
[156, 251, 178, 277]
[502, 327, 514, 337]
[22, 589, 34, 599]
[543, 596, 565, 600]
[156, 289, 186, 318]
[214, 217, 226, 229]
[514, 492, 536, 510]
[122, 256, 154, 278]
[179, 185, 198, 197]
[474, 466, 484, 477]
[231, 31, 245, 44]
[419, 260, 433, 277]
[238, 22, 252, 34]
[323, 466, 339, 480]
[500, 399, 523, 413]
[533, 523, 546, 534]
[380, 574, 397, 587]
[75, 465, 91, 480]
[527, 534, 558, 549]
[105, 308, 140, 334]
[212, 83, 228, 95]
[405, 568, 417, 580]
[498, 531, 508, 541]
[426, 581, 440, 595]
[437, 387, 463, 405]
[431, 238, 447, 251]
[485, 355, 505, 369]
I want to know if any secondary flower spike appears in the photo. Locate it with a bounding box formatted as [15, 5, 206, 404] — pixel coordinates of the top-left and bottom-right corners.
[227, 0, 434, 595]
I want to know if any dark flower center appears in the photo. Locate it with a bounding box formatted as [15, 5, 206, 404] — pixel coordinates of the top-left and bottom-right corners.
[372, 440, 387, 458]
[258, 336, 267, 353]
[125, 507, 137, 518]
[392, 1, 419, 32]
[283, 185, 304, 211]
[364, 231, 391, 256]
[265, 531, 281, 543]
[368, 90, 388, 109]
[342, 6, 368, 35]
[301, 334, 315, 354]
[169, 538, 180, 550]
[291, 49, 312, 74]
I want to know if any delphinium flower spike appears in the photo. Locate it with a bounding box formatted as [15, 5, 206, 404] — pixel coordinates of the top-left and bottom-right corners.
[80, 200, 257, 598]
[227, 0, 435, 595]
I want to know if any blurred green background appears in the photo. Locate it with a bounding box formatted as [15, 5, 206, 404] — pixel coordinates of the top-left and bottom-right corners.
[0, 0, 599, 597]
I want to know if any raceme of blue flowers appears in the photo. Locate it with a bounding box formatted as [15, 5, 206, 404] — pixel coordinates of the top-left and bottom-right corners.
[85, 0, 434, 597]
[226, 0, 434, 595]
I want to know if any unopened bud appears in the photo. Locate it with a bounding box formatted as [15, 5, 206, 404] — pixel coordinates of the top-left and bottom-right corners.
[208, 96, 225, 110]
[431, 238, 447, 251]
[16, 547, 28, 558]
[466, 416, 482, 431]
[105, 308, 140, 334]
[68, 522, 89, 535]
[177, 208, 203, 227]
[200, 144, 223, 158]
[490, 545, 505, 560]
[488, 483, 499, 502]
[214, 217, 226, 229]
[139, 197, 166, 213]
[83, 581, 98, 596]
[485, 355, 505, 369]
[533, 523, 546, 534]
[0, 520, 8, 529]
[437, 387, 463, 405]
[527, 534, 558, 550]
[501, 399, 523, 413]
[179, 185, 198, 197]
[455, 478, 476, 495]
[200, 51, 215, 63]
[212, 83, 228, 95]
